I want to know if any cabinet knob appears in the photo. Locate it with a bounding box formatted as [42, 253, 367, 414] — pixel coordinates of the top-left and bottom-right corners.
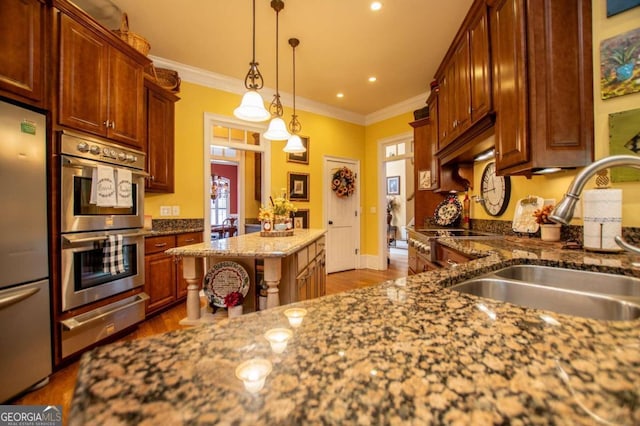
[328, 220, 333, 225]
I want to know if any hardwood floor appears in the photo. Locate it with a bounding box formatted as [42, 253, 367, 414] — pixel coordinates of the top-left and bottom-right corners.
[12, 249, 408, 422]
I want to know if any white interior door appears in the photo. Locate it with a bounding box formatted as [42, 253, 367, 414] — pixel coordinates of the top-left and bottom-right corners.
[325, 158, 359, 273]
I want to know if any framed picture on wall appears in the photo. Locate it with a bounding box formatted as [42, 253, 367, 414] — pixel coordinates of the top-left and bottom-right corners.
[386, 176, 400, 195]
[293, 209, 309, 229]
[286, 136, 309, 164]
[607, 0, 640, 17]
[288, 172, 309, 201]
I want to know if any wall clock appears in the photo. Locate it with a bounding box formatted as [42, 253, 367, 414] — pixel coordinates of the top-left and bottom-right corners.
[480, 162, 511, 216]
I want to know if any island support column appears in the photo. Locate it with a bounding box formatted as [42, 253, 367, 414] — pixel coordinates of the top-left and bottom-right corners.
[264, 257, 282, 309]
[178, 256, 204, 326]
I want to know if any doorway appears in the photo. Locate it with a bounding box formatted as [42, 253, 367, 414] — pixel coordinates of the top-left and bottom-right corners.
[324, 156, 360, 273]
[379, 132, 414, 269]
[203, 113, 270, 241]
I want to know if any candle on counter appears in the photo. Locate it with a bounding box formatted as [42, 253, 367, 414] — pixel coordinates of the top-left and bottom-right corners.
[235, 358, 272, 393]
[264, 328, 293, 354]
[283, 308, 307, 328]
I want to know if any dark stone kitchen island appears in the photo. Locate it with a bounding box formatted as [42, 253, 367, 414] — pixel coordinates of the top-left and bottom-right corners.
[69, 236, 640, 425]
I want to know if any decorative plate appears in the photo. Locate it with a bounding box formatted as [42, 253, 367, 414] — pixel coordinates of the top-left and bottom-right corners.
[203, 261, 250, 307]
[512, 195, 544, 234]
[433, 195, 463, 226]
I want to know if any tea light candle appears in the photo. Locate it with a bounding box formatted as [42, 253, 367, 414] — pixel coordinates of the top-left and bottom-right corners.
[283, 308, 307, 328]
[264, 328, 293, 354]
[235, 358, 272, 393]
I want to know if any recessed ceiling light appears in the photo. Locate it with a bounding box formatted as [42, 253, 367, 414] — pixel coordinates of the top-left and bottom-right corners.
[370, 2, 382, 11]
[368, 76, 377, 82]
[336, 93, 344, 98]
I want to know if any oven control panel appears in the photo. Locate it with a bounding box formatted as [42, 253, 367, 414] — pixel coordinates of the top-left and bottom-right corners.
[61, 131, 146, 171]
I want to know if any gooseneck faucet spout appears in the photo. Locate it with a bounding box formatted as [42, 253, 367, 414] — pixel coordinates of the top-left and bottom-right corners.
[549, 155, 640, 254]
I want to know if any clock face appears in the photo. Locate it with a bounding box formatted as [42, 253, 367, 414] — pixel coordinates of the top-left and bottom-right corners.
[480, 162, 511, 216]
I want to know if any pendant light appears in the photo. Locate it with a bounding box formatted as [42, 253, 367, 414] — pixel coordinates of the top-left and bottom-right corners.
[283, 38, 306, 153]
[234, 0, 270, 122]
[263, 0, 291, 141]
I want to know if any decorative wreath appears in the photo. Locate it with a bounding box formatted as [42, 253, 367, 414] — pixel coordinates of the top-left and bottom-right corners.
[331, 167, 356, 198]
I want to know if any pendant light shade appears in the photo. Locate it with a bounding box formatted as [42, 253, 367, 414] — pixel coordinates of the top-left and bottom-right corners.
[264, 117, 290, 140]
[283, 134, 305, 152]
[263, 0, 291, 141]
[234, 0, 269, 122]
[234, 90, 270, 122]
[283, 37, 306, 153]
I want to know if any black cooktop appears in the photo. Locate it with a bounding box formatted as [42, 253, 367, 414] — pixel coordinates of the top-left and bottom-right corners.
[417, 229, 503, 239]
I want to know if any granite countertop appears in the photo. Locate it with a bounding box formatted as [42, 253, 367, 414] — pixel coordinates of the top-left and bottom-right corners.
[69, 236, 640, 425]
[165, 228, 327, 258]
[145, 228, 204, 237]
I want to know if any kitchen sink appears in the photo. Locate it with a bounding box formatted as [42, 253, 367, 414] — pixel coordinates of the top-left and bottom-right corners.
[493, 265, 640, 298]
[450, 266, 640, 321]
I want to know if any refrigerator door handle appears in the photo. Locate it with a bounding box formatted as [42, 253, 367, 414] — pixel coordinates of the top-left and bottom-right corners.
[0, 286, 40, 310]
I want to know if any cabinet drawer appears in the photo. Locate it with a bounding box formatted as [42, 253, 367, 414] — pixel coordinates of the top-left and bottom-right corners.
[308, 241, 317, 259]
[177, 232, 202, 247]
[145, 235, 176, 255]
[297, 247, 308, 273]
[436, 244, 470, 266]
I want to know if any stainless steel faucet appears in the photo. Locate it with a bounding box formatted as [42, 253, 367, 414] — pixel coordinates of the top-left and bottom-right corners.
[549, 155, 640, 254]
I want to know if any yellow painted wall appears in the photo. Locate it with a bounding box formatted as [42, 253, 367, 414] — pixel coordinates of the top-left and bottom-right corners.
[144, 81, 366, 234]
[267, 110, 365, 230]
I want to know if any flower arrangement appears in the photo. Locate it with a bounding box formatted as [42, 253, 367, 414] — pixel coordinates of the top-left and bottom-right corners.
[224, 291, 244, 308]
[331, 167, 356, 198]
[533, 204, 556, 224]
[258, 190, 297, 224]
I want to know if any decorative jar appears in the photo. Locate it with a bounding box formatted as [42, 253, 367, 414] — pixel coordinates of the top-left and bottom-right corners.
[540, 224, 561, 242]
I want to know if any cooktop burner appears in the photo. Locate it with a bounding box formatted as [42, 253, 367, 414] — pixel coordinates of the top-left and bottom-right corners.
[418, 228, 504, 239]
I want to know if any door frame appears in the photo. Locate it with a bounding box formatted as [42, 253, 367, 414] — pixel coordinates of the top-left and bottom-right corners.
[203, 113, 270, 241]
[377, 132, 413, 270]
[323, 155, 361, 271]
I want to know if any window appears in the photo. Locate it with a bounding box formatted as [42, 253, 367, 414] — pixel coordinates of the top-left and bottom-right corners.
[210, 175, 230, 226]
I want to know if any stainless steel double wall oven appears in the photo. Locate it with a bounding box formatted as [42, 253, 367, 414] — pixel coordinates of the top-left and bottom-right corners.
[59, 131, 148, 357]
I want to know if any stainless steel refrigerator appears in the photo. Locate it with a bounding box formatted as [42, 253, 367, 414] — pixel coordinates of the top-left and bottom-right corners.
[0, 100, 51, 402]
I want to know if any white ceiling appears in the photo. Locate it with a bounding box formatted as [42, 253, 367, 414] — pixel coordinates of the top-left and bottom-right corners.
[76, 0, 474, 121]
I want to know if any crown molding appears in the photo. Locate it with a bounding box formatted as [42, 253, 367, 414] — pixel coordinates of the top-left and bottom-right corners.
[364, 92, 430, 126]
[150, 56, 425, 127]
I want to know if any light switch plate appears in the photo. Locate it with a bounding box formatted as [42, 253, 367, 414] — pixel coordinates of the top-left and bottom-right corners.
[160, 206, 171, 216]
[172, 205, 180, 216]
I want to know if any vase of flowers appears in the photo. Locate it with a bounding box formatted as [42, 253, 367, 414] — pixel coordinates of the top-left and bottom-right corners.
[225, 291, 244, 318]
[259, 190, 297, 234]
[533, 204, 561, 241]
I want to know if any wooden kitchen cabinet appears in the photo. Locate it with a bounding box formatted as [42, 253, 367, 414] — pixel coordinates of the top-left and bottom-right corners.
[0, 0, 46, 108]
[144, 232, 203, 315]
[296, 249, 326, 302]
[489, 0, 593, 175]
[56, 4, 149, 149]
[434, 242, 472, 268]
[412, 93, 467, 227]
[435, 1, 490, 152]
[145, 76, 179, 193]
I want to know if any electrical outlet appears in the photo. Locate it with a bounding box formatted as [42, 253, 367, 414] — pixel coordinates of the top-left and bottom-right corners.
[160, 206, 171, 216]
[172, 205, 180, 216]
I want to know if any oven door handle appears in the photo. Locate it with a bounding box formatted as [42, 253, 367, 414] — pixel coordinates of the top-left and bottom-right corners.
[61, 155, 149, 177]
[60, 293, 150, 331]
[63, 231, 147, 245]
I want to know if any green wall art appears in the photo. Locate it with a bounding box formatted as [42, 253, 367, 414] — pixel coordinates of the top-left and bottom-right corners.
[609, 107, 640, 182]
[600, 27, 640, 100]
